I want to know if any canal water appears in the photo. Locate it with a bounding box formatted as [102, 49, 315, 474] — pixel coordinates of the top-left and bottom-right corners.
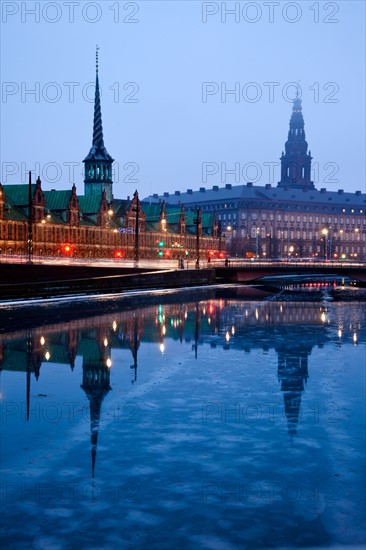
[1, 285, 365, 549]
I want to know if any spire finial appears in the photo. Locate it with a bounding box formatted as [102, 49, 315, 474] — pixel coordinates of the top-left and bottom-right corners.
[96, 45, 99, 74]
[293, 82, 302, 111]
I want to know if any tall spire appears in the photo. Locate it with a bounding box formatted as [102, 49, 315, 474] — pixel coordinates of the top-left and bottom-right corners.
[277, 97, 314, 190]
[83, 46, 114, 202]
[92, 45, 104, 149]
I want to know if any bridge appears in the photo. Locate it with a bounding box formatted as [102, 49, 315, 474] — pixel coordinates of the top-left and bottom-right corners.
[214, 260, 366, 284]
[0, 259, 365, 303]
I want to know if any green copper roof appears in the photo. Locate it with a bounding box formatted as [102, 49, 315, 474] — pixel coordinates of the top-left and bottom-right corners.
[79, 195, 102, 214]
[43, 190, 71, 210]
[3, 184, 36, 206]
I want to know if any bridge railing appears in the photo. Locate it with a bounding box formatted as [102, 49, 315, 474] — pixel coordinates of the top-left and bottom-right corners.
[211, 259, 366, 269]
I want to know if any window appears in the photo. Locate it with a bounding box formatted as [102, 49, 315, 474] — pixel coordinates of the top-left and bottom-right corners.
[261, 227, 266, 239]
[241, 213, 246, 220]
[290, 215, 295, 222]
[251, 213, 257, 220]
[277, 214, 281, 222]
[251, 227, 257, 238]
[269, 214, 274, 221]
[297, 216, 301, 222]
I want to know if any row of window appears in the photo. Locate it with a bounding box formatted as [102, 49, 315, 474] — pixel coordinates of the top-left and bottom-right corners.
[0, 223, 217, 248]
[241, 227, 365, 241]
[200, 203, 364, 214]
[240, 213, 366, 224]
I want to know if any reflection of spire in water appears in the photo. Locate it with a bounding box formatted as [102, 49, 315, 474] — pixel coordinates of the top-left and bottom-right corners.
[277, 349, 309, 439]
[178, 305, 186, 343]
[193, 303, 201, 359]
[130, 315, 139, 383]
[26, 334, 32, 422]
[81, 356, 111, 478]
[67, 328, 78, 370]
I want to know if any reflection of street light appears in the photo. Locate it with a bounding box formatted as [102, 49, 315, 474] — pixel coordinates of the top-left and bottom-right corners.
[288, 244, 294, 258]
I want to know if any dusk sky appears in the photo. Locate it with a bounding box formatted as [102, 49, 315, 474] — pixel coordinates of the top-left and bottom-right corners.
[1, 0, 365, 200]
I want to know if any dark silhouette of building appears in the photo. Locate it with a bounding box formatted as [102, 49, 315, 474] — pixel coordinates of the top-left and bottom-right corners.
[147, 99, 365, 260]
[278, 94, 314, 190]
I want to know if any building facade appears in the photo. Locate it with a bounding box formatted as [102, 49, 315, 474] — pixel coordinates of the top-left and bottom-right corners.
[149, 99, 366, 261]
[0, 51, 221, 263]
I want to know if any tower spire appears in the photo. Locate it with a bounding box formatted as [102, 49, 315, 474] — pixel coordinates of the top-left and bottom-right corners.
[277, 97, 315, 190]
[83, 46, 114, 202]
[92, 45, 104, 149]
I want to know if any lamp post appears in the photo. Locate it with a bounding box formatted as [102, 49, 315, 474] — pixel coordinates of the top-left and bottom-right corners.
[41, 218, 46, 256]
[27, 171, 33, 263]
[267, 228, 273, 259]
[226, 225, 232, 256]
[194, 208, 202, 269]
[321, 228, 329, 260]
[132, 191, 140, 268]
[329, 227, 333, 260]
[256, 227, 260, 258]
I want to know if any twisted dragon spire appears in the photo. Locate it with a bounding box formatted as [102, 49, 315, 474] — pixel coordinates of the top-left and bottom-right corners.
[92, 45, 105, 148]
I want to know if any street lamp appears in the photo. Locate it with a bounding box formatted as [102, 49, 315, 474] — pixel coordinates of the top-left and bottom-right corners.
[132, 191, 141, 268]
[41, 218, 46, 256]
[256, 227, 260, 257]
[27, 171, 33, 263]
[321, 228, 329, 260]
[194, 208, 202, 269]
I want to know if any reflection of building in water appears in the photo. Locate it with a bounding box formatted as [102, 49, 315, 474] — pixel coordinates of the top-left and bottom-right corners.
[1, 299, 364, 458]
[80, 347, 112, 478]
[277, 347, 309, 439]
